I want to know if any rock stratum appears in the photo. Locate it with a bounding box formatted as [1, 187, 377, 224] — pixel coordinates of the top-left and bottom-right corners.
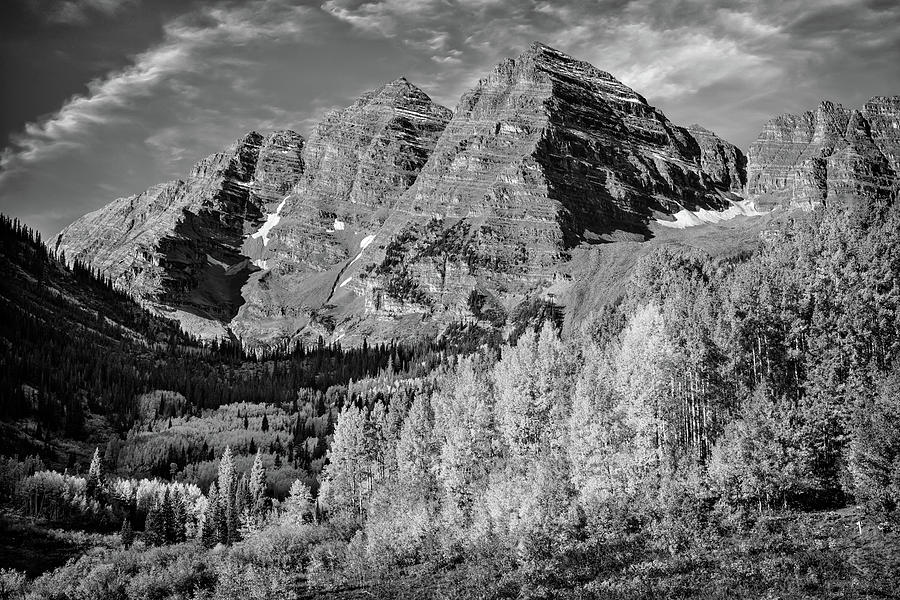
[746, 97, 900, 208]
[54, 43, 899, 348]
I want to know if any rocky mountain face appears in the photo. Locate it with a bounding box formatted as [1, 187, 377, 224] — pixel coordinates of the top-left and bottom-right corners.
[229, 78, 452, 345]
[53, 43, 898, 348]
[344, 43, 744, 329]
[55, 130, 305, 336]
[687, 125, 747, 194]
[746, 97, 900, 208]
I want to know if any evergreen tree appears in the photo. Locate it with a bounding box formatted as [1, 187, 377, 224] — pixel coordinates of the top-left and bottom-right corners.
[120, 517, 134, 548]
[216, 447, 236, 544]
[145, 501, 164, 546]
[201, 483, 219, 548]
[161, 488, 175, 543]
[86, 448, 103, 498]
[249, 450, 267, 519]
[172, 490, 187, 543]
[236, 473, 250, 520]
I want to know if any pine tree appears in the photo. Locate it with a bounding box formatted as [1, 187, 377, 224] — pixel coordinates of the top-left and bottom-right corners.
[145, 501, 163, 546]
[86, 447, 103, 498]
[249, 450, 267, 519]
[172, 490, 187, 543]
[161, 488, 175, 543]
[216, 447, 236, 545]
[201, 483, 219, 548]
[261, 414, 269, 432]
[217, 446, 235, 499]
[120, 517, 134, 548]
[236, 473, 250, 518]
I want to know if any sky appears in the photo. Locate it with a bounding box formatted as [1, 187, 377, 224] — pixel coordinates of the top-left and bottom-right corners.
[1, 0, 898, 239]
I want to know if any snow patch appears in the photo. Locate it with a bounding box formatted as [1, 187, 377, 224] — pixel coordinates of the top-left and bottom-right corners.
[252, 259, 268, 270]
[360, 234, 376, 249]
[333, 219, 345, 231]
[339, 277, 353, 288]
[656, 200, 767, 229]
[250, 197, 288, 246]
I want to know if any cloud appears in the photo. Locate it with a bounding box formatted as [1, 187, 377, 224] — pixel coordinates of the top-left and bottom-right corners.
[320, 0, 900, 144]
[0, 0, 313, 185]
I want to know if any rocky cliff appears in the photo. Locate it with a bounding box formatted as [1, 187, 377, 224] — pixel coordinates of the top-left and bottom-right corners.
[55, 130, 305, 336]
[686, 125, 747, 194]
[746, 97, 900, 208]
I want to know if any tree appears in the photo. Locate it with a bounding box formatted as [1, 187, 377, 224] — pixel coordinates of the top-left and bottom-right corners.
[248, 450, 267, 519]
[161, 488, 175, 543]
[433, 359, 495, 527]
[172, 490, 187, 543]
[849, 369, 900, 514]
[0, 569, 26, 600]
[614, 303, 675, 470]
[202, 483, 220, 548]
[707, 385, 812, 512]
[396, 394, 436, 496]
[216, 446, 238, 544]
[120, 517, 134, 547]
[86, 447, 103, 498]
[321, 405, 370, 520]
[145, 500, 164, 546]
[567, 344, 630, 503]
[285, 478, 313, 524]
[493, 324, 570, 465]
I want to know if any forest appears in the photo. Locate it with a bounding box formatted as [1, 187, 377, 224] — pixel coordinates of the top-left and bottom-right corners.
[2, 197, 900, 598]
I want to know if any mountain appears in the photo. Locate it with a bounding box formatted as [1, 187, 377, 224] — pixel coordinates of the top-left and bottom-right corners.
[55, 130, 306, 339]
[746, 96, 900, 208]
[340, 42, 747, 340]
[230, 78, 453, 346]
[53, 43, 899, 349]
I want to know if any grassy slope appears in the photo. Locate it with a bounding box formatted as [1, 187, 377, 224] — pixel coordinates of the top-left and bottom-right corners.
[558, 212, 778, 335]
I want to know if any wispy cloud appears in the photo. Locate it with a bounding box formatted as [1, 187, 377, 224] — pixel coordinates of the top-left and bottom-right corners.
[0, 0, 313, 185]
[321, 0, 900, 142]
